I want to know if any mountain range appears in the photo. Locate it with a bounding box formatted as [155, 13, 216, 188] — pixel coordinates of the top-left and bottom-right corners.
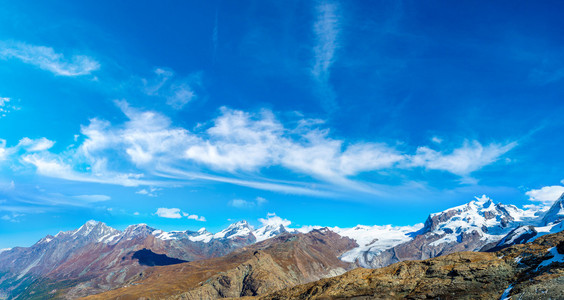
[1, 193, 563, 299]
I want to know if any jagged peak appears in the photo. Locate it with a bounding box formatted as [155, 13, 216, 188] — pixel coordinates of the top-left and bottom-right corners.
[85, 220, 101, 227]
[542, 192, 564, 225]
[71, 220, 116, 238]
[230, 220, 251, 227]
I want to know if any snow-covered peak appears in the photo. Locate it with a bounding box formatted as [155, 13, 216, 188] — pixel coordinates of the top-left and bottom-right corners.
[188, 229, 213, 243]
[36, 235, 55, 245]
[213, 220, 253, 240]
[542, 192, 564, 225]
[72, 220, 102, 236]
[472, 195, 494, 206]
[423, 196, 529, 247]
[254, 223, 289, 242]
[70, 220, 119, 243]
[122, 223, 155, 240]
[253, 215, 293, 242]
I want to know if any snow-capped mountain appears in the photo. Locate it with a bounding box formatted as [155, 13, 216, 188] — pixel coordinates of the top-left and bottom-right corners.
[2, 194, 563, 299]
[0, 219, 271, 299]
[542, 192, 564, 225]
[424, 195, 534, 246]
[354, 195, 539, 268]
[491, 193, 564, 250]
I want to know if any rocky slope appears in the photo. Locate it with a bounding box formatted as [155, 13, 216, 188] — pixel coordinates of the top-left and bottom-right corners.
[81, 229, 357, 300]
[248, 230, 564, 300]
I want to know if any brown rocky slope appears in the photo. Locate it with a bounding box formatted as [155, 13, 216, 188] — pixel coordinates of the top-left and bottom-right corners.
[82, 228, 357, 299]
[247, 230, 564, 299]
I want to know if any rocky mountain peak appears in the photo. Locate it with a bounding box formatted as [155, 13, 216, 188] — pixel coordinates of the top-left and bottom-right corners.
[542, 192, 564, 225]
[214, 220, 254, 240]
[70, 220, 119, 242]
[123, 223, 156, 239]
[423, 195, 517, 234]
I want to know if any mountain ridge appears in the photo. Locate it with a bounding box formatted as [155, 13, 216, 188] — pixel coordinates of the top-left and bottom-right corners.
[1, 193, 563, 299]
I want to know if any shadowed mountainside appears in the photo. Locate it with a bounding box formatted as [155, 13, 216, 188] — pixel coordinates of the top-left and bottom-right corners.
[82, 229, 357, 300]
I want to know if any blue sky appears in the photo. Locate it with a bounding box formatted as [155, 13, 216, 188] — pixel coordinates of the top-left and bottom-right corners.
[1, 0, 564, 248]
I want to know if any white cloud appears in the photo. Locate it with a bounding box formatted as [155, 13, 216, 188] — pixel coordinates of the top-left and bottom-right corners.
[258, 213, 291, 228]
[311, 1, 340, 79]
[311, 1, 340, 111]
[1, 213, 24, 223]
[136, 186, 161, 197]
[155, 208, 205, 221]
[407, 140, 517, 176]
[72, 194, 111, 202]
[166, 82, 196, 109]
[526, 185, 564, 205]
[20, 152, 150, 187]
[0, 41, 99, 76]
[0, 139, 9, 162]
[229, 197, 267, 208]
[0, 97, 18, 118]
[186, 214, 206, 222]
[18, 137, 55, 152]
[155, 207, 182, 219]
[9, 102, 516, 196]
[143, 68, 201, 109]
[185, 108, 283, 172]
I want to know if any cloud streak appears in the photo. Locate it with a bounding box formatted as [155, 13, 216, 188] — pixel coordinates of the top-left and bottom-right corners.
[0, 41, 100, 76]
[142, 68, 202, 110]
[155, 207, 206, 221]
[229, 196, 267, 208]
[311, 1, 341, 111]
[4, 102, 517, 197]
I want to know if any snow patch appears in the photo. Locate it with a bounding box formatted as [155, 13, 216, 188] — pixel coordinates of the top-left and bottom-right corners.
[331, 224, 423, 265]
[536, 247, 564, 271]
[500, 284, 513, 300]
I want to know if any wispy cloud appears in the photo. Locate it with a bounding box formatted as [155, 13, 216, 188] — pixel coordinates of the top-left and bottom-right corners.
[212, 9, 219, 64]
[407, 141, 517, 176]
[142, 68, 202, 109]
[0, 41, 99, 76]
[1, 213, 24, 223]
[18, 137, 55, 152]
[182, 212, 206, 222]
[311, 1, 340, 80]
[0, 97, 19, 118]
[5, 102, 517, 196]
[72, 194, 111, 202]
[155, 207, 206, 221]
[311, 1, 341, 112]
[229, 196, 267, 208]
[136, 186, 161, 197]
